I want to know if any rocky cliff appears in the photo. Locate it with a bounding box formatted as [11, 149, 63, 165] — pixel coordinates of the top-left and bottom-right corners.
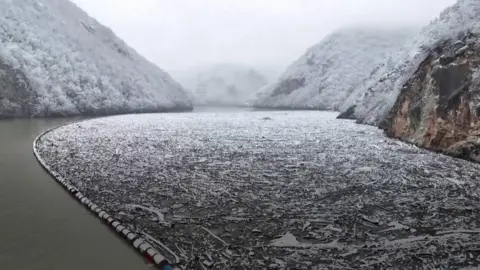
[0, 0, 192, 117]
[384, 32, 480, 161]
[340, 0, 480, 126]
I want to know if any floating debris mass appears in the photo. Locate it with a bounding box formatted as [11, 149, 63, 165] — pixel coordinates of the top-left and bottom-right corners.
[36, 111, 480, 269]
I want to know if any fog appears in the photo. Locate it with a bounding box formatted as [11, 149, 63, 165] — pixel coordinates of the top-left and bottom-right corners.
[71, 0, 457, 74]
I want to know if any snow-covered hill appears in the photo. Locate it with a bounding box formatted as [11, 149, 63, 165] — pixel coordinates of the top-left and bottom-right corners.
[342, 0, 480, 125]
[253, 27, 417, 110]
[0, 0, 192, 117]
[173, 64, 268, 106]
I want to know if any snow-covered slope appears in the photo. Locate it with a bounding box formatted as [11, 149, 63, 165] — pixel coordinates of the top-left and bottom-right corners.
[343, 0, 480, 125]
[0, 0, 192, 117]
[174, 64, 268, 106]
[253, 27, 416, 110]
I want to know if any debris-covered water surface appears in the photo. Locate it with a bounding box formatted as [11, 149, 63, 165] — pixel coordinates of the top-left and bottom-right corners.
[36, 111, 480, 269]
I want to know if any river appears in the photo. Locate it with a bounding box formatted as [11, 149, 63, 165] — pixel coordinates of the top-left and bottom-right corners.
[0, 118, 149, 270]
[33, 110, 480, 269]
[4, 110, 480, 269]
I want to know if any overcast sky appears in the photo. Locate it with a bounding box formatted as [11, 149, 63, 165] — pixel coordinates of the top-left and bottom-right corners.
[71, 0, 457, 74]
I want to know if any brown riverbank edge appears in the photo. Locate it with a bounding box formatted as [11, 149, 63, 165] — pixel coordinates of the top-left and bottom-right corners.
[33, 121, 175, 270]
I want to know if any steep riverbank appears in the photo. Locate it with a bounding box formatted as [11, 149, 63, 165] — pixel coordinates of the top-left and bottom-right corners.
[0, 0, 192, 117]
[384, 32, 480, 162]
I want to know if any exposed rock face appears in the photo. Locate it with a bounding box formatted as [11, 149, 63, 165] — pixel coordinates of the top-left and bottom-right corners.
[0, 0, 192, 117]
[384, 33, 480, 161]
[340, 0, 480, 126]
[337, 105, 357, 120]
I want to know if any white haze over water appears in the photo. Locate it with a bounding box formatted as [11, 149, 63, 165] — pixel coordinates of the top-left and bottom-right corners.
[71, 0, 457, 74]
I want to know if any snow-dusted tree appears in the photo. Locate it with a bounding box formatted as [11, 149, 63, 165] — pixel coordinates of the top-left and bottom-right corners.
[0, 0, 192, 117]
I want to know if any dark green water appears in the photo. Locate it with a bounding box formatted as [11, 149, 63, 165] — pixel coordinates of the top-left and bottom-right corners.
[0, 118, 148, 270]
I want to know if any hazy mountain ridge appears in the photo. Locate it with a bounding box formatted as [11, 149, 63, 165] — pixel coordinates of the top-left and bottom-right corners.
[174, 64, 268, 106]
[253, 27, 417, 110]
[0, 0, 192, 117]
[343, 0, 480, 125]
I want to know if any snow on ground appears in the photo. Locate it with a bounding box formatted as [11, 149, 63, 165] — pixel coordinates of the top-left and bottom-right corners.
[0, 0, 191, 117]
[172, 64, 268, 107]
[344, 0, 480, 125]
[36, 111, 480, 269]
[253, 27, 416, 111]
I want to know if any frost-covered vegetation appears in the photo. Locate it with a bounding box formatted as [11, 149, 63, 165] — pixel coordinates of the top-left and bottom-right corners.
[0, 0, 192, 117]
[342, 0, 480, 125]
[253, 27, 416, 111]
[254, 0, 480, 127]
[36, 111, 480, 269]
[173, 64, 267, 107]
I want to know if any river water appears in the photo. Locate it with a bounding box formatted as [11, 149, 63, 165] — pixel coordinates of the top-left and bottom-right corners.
[4, 110, 480, 269]
[0, 118, 149, 270]
[34, 111, 480, 269]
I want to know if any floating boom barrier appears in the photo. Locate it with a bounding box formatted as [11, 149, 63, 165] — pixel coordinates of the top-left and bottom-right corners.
[33, 122, 176, 270]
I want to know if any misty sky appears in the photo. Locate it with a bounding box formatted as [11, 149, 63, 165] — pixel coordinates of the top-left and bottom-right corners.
[71, 0, 457, 74]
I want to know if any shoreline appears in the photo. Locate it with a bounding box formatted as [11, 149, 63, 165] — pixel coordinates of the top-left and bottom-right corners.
[33, 119, 176, 270]
[0, 118, 151, 270]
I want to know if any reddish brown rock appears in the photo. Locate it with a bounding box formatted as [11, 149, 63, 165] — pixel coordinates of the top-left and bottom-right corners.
[384, 32, 480, 162]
